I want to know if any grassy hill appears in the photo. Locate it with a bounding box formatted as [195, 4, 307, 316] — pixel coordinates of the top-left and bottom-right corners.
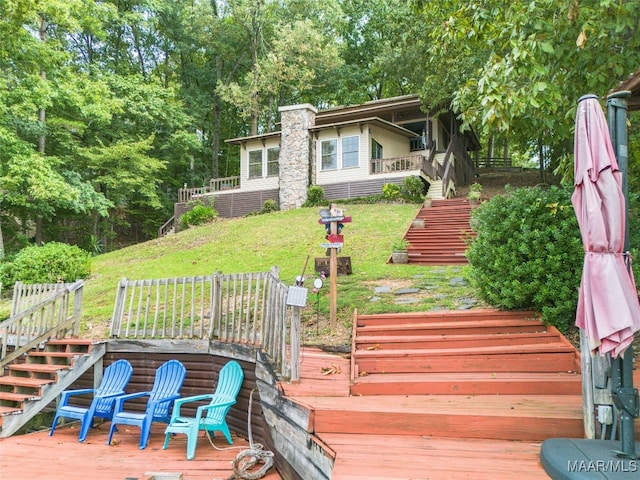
[82, 203, 481, 345]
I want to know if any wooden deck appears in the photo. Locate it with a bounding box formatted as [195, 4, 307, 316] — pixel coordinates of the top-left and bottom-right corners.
[280, 348, 556, 479]
[1, 313, 638, 479]
[278, 310, 640, 480]
[0, 421, 282, 480]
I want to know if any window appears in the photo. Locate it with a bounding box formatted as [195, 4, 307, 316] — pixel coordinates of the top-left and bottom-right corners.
[267, 146, 279, 177]
[342, 136, 359, 168]
[371, 139, 383, 160]
[321, 139, 337, 170]
[371, 139, 383, 173]
[248, 150, 263, 178]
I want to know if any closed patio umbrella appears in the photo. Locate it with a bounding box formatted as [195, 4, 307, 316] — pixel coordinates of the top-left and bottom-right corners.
[541, 92, 639, 478]
[571, 95, 640, 358]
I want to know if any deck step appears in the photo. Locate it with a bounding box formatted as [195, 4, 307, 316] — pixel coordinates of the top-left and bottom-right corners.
[0, 391, 41, 401]
[303, 394, 584, 441]
[354, 349, 579, 374]
[7, 363, 72, 375]
[355, 310, 540, 326]
[0, 376, 55, 388]
[351, 309, 580, 397]
[355, 331, 565, 349]
[357, 320, 549, 336]
[350, 371, 582, 396]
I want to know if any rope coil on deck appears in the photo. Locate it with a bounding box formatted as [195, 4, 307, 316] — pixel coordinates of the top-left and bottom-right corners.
[229, 388, 274, 480]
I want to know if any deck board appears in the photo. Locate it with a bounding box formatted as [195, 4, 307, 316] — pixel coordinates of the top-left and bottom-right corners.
[323, 433, 550, 480]
[0, 421, 282, 480]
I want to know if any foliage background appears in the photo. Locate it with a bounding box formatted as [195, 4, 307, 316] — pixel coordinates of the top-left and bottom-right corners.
[1, 0, 639, 254]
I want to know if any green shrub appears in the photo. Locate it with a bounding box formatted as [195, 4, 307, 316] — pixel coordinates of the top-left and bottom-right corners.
[179, 202, 217, 229]
[466, 186, 583, 332]
[401, 176, 425, 203]
[382, 183, 401, 201]
[0, 242, 92, 288]
[260, 199, 279, 214]
[303, 186, 326, 207]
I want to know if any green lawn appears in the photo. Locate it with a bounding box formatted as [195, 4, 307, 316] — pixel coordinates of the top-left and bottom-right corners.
[11, 203, 484, 344]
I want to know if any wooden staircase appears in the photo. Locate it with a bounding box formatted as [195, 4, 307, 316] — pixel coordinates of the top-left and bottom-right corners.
[332, 309, 585, 443]
[0, 338, 105, 438]
[405, 198, 475, 265]
[279, 310, 593, 479]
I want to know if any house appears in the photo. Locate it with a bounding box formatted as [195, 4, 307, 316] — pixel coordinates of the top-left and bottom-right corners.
[171, 94, 480, 225]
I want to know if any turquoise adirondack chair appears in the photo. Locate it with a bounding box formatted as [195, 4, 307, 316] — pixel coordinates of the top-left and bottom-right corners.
[49, 359, 133, 442]
[107, 359, 186, 449]
[163, 360, 244, 460]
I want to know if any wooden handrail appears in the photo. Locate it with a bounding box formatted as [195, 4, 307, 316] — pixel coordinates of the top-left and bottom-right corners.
[370, 155, 425, 175]
[158, 215, 175, 237]
[0, 280, 84, 373]
[209, 176, 240, 192]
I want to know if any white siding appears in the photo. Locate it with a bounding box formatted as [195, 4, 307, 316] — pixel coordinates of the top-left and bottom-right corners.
[315, 125, 370, 185]
[240, 138, 280, 192]
[368, 125, 412, 159]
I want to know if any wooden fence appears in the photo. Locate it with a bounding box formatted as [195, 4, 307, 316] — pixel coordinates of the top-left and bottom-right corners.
[0, 280, 84, 373]
[108, 268, 301, 380]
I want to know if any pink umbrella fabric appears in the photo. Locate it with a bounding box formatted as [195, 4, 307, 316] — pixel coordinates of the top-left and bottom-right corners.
[572, 96, 640, 358]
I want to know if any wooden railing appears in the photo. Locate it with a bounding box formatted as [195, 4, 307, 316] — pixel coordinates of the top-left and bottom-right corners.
[108, 268, 299, 380]
[210, 176, 240, 192]
[0, 280, 84, 373]
[476, 157, 513, 169]
[422, 148, 438, 180]
[370, 155, 425, 175]
[178, 176, 241, 203]
[178, 186, 209, 203]
[158, 215, 175, 238]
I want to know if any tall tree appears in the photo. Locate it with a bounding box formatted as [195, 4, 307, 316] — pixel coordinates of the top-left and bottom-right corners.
[417, 0, 640, 170]
[217, 0, 343, 134]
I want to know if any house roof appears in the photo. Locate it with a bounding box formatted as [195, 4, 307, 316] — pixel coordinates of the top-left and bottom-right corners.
[315, 95, 426, 125]
[225, 130, 282, 146]
[309, 116, 419, 137]
[609, 66, 640, 111]
[224, 94, 482, 149]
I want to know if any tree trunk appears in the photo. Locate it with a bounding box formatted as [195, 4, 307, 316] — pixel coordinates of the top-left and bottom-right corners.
[211, 59, 222, 179]
[503, 138, 509, 166]
[538, 138, 546, 183]
[35, 16, 47, 246]
[487, 135, 495, 164]
[249, 1, 262, 136]
[0, 219, 5, 261]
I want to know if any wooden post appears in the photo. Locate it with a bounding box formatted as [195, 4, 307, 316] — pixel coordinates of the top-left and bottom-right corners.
[290, 306, 301, 381]
[329, 220, 337, 330]
[580, 329, 596, 439]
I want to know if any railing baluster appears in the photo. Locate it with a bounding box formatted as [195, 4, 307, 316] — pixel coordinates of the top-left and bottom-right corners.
[1, 281, 84, 370]
[103, 271, 298, 380]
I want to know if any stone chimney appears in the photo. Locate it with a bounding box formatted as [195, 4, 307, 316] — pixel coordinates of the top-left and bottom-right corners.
[278, 104, 317, 210]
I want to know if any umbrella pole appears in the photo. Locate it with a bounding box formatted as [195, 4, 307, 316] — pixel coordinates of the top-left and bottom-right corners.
[606, 91, 638, 459]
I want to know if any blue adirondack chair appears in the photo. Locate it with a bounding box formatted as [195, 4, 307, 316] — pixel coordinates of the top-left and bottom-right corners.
[49, 359, 133, 442]
[107, 359, 186, 449]
[163, 360, 244, 460]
